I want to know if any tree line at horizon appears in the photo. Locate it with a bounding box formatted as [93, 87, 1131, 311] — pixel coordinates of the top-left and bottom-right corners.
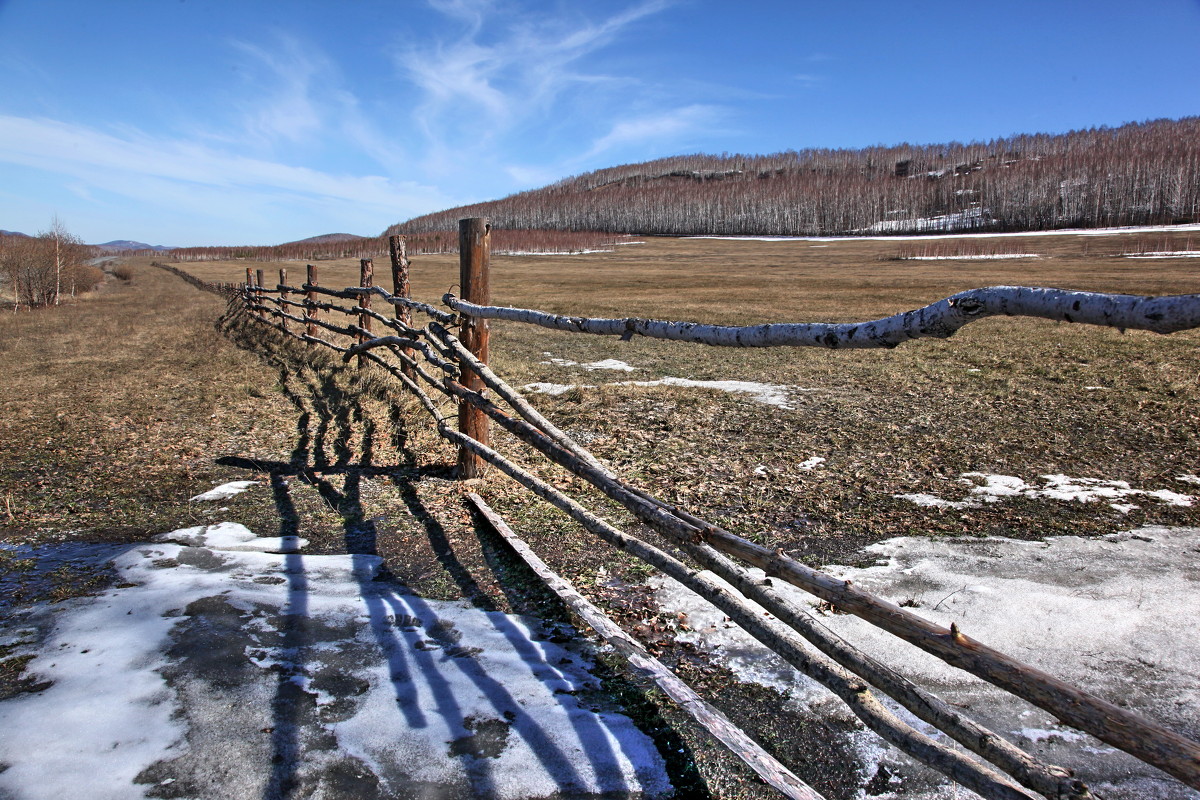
[390, 117, 1200, 238]
[150, 229, 635, 263]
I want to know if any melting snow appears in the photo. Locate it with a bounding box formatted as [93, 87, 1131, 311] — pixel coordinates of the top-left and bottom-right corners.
[894, 472, 1194, 512]
[189, 481, 258, 501]
[0, 526, 670, 799]
[540, 357, 638, 372]
[652, 526, 1200, 799]
[798, 457, 826, 471]
[524, 357, 806, 409]
[896, 254, 1038, 260]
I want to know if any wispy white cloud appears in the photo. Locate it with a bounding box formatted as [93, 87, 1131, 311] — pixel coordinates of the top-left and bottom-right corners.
[395, 1, 677, 159]
[0, 115, 449, 241]
[228, 35, 328, 146]
[584, 104, 724, 158]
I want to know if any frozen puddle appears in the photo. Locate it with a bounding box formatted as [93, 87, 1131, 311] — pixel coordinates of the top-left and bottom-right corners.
[0, 525, 670, 800]
[895, 471, 1195, 513]
[653, 526, 1200, 799]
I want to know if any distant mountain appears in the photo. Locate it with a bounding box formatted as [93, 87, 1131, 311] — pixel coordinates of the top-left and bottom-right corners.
[92, 240, 176, 252]
[281, 233, 368, 245]
[0, 229, 32, 238]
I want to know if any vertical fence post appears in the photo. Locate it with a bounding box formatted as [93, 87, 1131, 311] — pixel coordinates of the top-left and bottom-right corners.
[278, 268, 289, 334]
[244, 267, 254, 314]
[388, 234, 414, 380]
[305, 264, 318, 341]
[457, 217, 491, 479]
[255, 269, 266, 320]
[358, 258, 373, 368]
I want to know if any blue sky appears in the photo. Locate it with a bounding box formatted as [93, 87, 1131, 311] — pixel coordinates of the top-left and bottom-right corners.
[1, 0, 1198, 246]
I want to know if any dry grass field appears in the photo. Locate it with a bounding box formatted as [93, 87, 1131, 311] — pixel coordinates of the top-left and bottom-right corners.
[182, 228, 1200, 556]
[3, 230, 1199, 798]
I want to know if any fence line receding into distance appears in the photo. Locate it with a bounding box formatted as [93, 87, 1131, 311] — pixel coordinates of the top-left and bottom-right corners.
[209, 218, 1200, 800]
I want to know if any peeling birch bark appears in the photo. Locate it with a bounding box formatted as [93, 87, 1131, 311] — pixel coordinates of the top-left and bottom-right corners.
[444, 287, 1200, 347]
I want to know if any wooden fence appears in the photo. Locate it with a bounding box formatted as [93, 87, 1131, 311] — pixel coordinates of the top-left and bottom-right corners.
[230, 218, 1200, 800]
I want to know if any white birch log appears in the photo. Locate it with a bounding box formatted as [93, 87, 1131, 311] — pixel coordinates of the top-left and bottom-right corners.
[444, 287, 1200, 348]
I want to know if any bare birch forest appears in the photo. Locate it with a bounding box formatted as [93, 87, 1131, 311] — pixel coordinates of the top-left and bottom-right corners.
[391, 117, 1200, 237]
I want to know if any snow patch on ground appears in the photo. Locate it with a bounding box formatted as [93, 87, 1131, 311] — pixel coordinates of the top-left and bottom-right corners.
[524, 357, 808, 409]
[1125, 251, 1200, 258]
[895, 253, 1038, 260]
[540, 355, 638, 372]
[0, 526, 670, 799]
[652, 526, 1200, 799]
[894, 472, 1194, 512]
[686, 222, 1200, 243]
[798, 456, 825, 471]
[154, 521, 307, 554]
[189, 480, 258, 501]
[522, 378, 802, 409]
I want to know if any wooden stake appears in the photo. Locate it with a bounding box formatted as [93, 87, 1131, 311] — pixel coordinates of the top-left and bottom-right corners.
[358, 258, 373, 368]
[278, 268, 289, 333]
[245, 267, 254, 313]
[255, 268, 266, 319]
[457, 218, 491, 479]
[305, 264, 318, 340]
[388, 234, 414, 380]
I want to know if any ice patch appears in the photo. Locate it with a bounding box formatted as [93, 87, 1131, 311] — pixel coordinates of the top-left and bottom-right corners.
[189, 481, 258, 501]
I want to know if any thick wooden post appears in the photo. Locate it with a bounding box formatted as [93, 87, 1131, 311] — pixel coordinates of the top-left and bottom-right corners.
[245, 267, 254, 313]
[278, 268, 289, 333]
[358, 258, 373, 367]
[388, 234, 414, 379]
[305, 264, 318, 340]
[457, 218, 491, 479]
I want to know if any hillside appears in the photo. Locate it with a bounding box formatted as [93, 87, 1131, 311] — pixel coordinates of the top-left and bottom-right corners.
[389, 117, 1200, 238]
[93, 240, 175, 252]
[280, 232, 368, 245]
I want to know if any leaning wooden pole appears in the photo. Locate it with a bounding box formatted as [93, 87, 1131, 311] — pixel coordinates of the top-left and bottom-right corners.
[467, 493, 826, 800]
[244, 267, 255, 313]
[456, 218, 491, 479]
[388, 234, 415, 380]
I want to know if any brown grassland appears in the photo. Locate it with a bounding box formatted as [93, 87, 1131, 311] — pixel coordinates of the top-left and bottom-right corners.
[2, 230, 1199, 797]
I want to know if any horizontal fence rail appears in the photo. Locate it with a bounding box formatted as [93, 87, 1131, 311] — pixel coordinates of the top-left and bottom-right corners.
[443, 286, 1200, 348]
[226, 218, 1200, 800]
